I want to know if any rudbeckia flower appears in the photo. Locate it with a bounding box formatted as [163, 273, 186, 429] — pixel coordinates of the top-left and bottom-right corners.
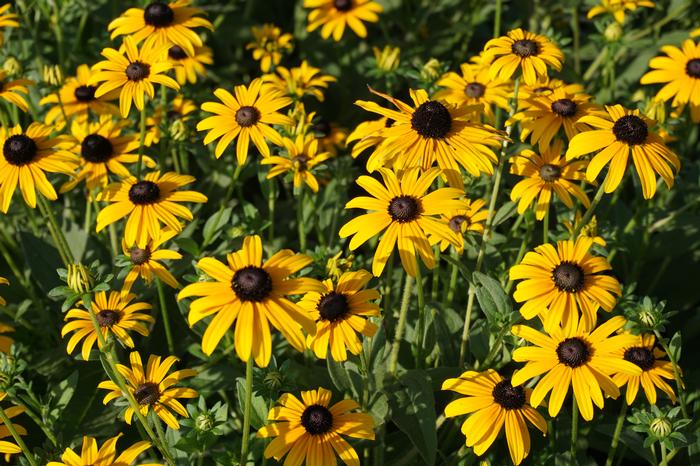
[166, 44, 213, 85]
[261, 133, 332, 193]
[145, 95, 197, 146]
[587, 0, 654, 24]
[0, 70, 32, 112]
[429, 198, 488, 253]
[0, 3, 19, 46]
[47, 434, 156, 466]
[246, 23, 294, 72]
[345, 116, 391, 163]
[304, 0, 383, 41]
[121, 228, 181, 296]
[262, 61, 337, 102]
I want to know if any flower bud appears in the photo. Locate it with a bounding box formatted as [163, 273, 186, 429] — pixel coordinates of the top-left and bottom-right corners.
[650, 417, 672, 438]
[373, 46, 400, 73]
[420, 58, 442, 82]
[2, 57, 22, 76]
[604, 22, 623, 42]
[42, 64, 63, 86]
[169, 119, 188, 142]
[263, 371, 284, 392]
[67, 264, 93, 294]
[195, 413, 215, 431]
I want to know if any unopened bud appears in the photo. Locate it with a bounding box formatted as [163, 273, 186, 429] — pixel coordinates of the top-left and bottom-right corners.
[67, 264, 93, 294]
[604, 22, 623, 42]
[2, 57, 22, 76]
[196, 413, 215, 431]
[42, 64, 63, 86]
[650, 417, 672, 438]
[169, 119, 187, 142]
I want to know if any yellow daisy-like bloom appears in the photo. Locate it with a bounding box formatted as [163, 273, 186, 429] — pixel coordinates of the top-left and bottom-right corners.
[0, 395, 25, 457]
[0, 4, 19, 47]
[0, 70, 32, 112]
[121, 229, 182, 296]
[345, 116, 390, 162]
[516, 78, 584, 112]
[47, 434, 159, 466]
[39, 64, 120, 127]
[510, 140, 590, 220]
[98, 351, 197, 430]
[640, 39, 700, 123]
[262, 61, 337, 102]
[108, 0, 213, 57]
[90, 36, 180, 118]
[511, 315, 642, 421]
[257, 387, 375, 465]
[261, 133, 332, 193]
[177, 235, 323, 365]
[145, 94, 197, 146]
[95, 171, 208, 247]
[0, 123, 78, 213]
[564, 212, 607, 247]
[587, 0, 655, 24]
[300, 270, 380, 361]
[510, 237, 621, 333]
[0, 322, 14, 353]
[435, 62, 511, 122]
[0, 277, 7, 307]
[612, 334, 678, 405]
[166, 44, 213, 85]
[484, 28, 564, 86]
[304, 0, 383, 41]
[442, 370, 547, 466]
[566, 105, 681, 199]
[57, 116, 155, 193]
[355, 88, 503, 188]
[430, 198, 488, 253]
[246, 23, 294, 72]
[339, 167, 463, 277]
[62, 290, 154, 361]
[197, 78, 294, 163]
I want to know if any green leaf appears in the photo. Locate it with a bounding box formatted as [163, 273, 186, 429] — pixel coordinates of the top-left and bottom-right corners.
[19, 231, 62, 293]
[235, 378, 268, 430]
[202, 207, 232, 248]
[326, 356, 362, 398]
[472, 271, 512, 323]
[49, 371, 78, 423]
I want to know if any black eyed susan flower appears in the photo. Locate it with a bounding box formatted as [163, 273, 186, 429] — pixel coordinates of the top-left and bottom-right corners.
[516, 78, 584, 112]
[62, 290, 154, 361]
[0, 3, 18, 46]
[511, 315, 641, 421]
[485, 28, 564, 86]
[0, 123, 79, 213]
[430, 198, 488, 254]
[108, 0, 213, 57]
[145, 95, 197, 146]
[299, 269, 380, 361]
[612, 333, 678, 405]
[564, 212, 607, 247]
[587, 0, 655, 24]
[339, 167, 464, 277]
[197, 78, 294, 163]
[121, 229, 181, 295]
[355, 88, 503, 188]
[304, 0, 383, 41]
[90, 36, 180, 118]
[640, 39, 700, 122]
[261, 134, 332, 193]
[510, 237, 621, 333]
[510, 140, 590, 220]
[39, 64, 120, 127]
[0, 70, 32, 112]
[178, 235, 324, 366]
[257, 387, 375, 465]
[95, 171, 208, 247]
[442, 370, 547, 465]
[167, 44, 213, 85]
[47, 434, 156, 466]
[262, 61, 337, 102]
[246, 23, 294, 72]
[98, 351, 197, 429]
[566, 105, 681, 199]
[346, 116, 391, 164]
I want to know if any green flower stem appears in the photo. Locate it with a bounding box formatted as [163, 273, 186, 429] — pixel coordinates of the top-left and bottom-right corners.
[136, 106, 147, 179]
[84, 190, 93, 232]
[414, 265, 426, 368]
[240, 356, 254, 466]
[7, 393, 58, 447]
[605, 401, 628, 466]
[494, 0, 503, 37]
[383, 254, 395, 329]
[660, 448, 679, 466]
[267, 179, 276, 243]
[444, 250, 459, 305]
[543, 207, 549, 244]
[51, 1, 65, 68]
[388, 275, 414, 376]
[653, 331, 688, 419]
[150, 410, 172, 462]
[572, 179, 606, 239]
[505, 215, 533, 294]
[571, 398, 579, 464]
[571, 5, 581, 75]
[0, 404, 38, 466]
[430, 247, 440, 301]
[37, 195, 74, 267]
[156, 279, 175, 355]
[296, 189, 307, 252]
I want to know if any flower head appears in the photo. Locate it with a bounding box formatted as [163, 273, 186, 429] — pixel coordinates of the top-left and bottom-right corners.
[304, 0, 383, 41]
[429, 198, 487, 253]
[121, 228, 182, 296]
[46, 434, 159, 466]
[246, 24, 293, 72]
[262, 61, 336, 102]
[261, 133, 332, 192]
[587, 0, 655, 24]
[167, 44, 212, 85]
[0, 70, 32, 112]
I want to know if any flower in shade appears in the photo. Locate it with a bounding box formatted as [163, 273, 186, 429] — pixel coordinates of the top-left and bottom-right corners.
[566, 104, 680, 199]
[121, 228, 181, 296]
[262, 61, 337, 102]
[62, 290, 154, 361]
[90, 36, 180, 117]
[261, 133, 332, 193]
[145, 95, 197, 146]
[299, 270, 380, 361]
[429, 198, 488, 253]
[46, 434, 159, 466]
[0, 123, 78, 213]
[563, 212, 607, 247]
[304, 0, 383, 41]
[108, 0, 213, 57]
[309, 114, 347, 157]
[257, 387, 375, 465]
[612, 333, 678, 405]
[0, 70, 32, 112]
[0, 319, 13, 353]
[510, 140, 590, 220]
[0, 394, 25, 458]
[246, 23, 294, 72]
[166, 44, 213, 85]
[340, 168, 463, 277]
[98, 351, 197, 429]
[640, 39, 700, 122]
[96, 171, 208, 247]
[0, 4, 19, 46]
[587, 0, 655, 24]
[197, 78, 294, 163]
[511, 315, 642, 420]
[484, 28, 564, 86]
[510, 237, 621, 333]
[178, 235, 323, 366]
[442, 369, 547, 465]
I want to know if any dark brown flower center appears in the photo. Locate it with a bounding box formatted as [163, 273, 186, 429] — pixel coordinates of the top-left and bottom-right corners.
[96, 309, 121, 327]
[134, 382, 160, 405]
[539, 164, 562, 182]
[168, 45, 188, 60]
[313, 119, 332, 138]
[465, 82, 485, 98]
[556, 337, 590, 368]
[301, 404, 333, 435]
[334, 0, 353, 11]
[551, 98, 577, 117]
[130, 246, 151, 265]
[144, 2, 175, 28]
[552, 262, 585, 292]
[612, 115, 648, 145]
[492, 379, 526, 410]
[231, 266, 273, 302]
[235, 106, 261, 127]
[624, 346, 655, 371]
[3, 134, 38, 166]
[511, 39, 540, 57]
[81, 134, 114, 163]
[294, 155, 309, 172]
[128, 180, 161, 205]
[533, 86, 553, 94]
[388, 195, 420, 223]
[411, 101, 452, 139]
[448, 215, 469, 233]
[126, 61, 150, 81]
[74, 85, 97, 102]
[318, 292, 349, 322]
[686, 58, 700, 78]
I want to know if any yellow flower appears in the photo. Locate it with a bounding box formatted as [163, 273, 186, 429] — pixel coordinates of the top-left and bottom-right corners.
[47, 434, 159, 466]
[98, 351, 197, 429]
[246, 23, 293, 72]
[0, 4, 19, 47]
[178, 235, 323, 365]
[563, 212, 607, 247]
[0, 395, 24, 457]
[566, 104, 680, 199]
[0, 321, 14, 353]
[262, 60, 336, 102]
[145, 94, 197, 146]
[167, 44, 212, 85]
[373, 45, 400, 72]
[122, 228, 182, 295]
[587, 0, 655, 24]
[0, 70, 32, 112]
[430, 198, 488, 253]
[345, 116, 390, 163]
[90, 36, 180, 117]
[257, 387, 375, 464]
[304, 0, 383, 41]
[261, 133, 332, 193]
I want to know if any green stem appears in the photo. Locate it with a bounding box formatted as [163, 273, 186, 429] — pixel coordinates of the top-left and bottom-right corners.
[267, 179, 276, 243]
[0, 405, 38, 466]
[240, 356, 254, 466]
[660, 448, 679, 466]
[430, 247, 440, 301]
[156, 279, 175, 355]
[660, 444, 668, 465]
[150, 410, 172, 460]
[543, 207, 549, 244]
[572, 180, 606, 239]
[37, 196, 74, 266]
[414, 265, 426, 368]
[388, 275, 414, 377]
[296, 189, 306, 252]
[136, 106, 147, 179]
[444, 250, 459, 304]
[605, 402, 628, 466]
[571, 398, 579, 464]
[84, 190, 93, 232]
[223, 163, 243, 206]
[383, 255, 395, 330]
[571, 5, 581, 76]
[505, 214, 533, 294]
[653, 331, 688, 418]
[493, 0, 503, 37]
